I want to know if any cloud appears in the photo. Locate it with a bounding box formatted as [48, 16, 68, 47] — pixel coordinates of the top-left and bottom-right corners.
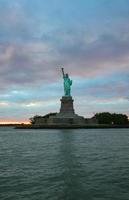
[0, 0, 129, 121]
[56, 34, 129, 77]
[0, 33, 129, 90]
[0, 101, 9, 106]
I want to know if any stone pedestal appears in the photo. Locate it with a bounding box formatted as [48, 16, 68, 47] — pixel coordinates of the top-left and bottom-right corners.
[48, 96, 85, 125]
[60, 96, 75, 114]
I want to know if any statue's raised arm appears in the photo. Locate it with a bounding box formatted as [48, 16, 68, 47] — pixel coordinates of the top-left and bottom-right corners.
[61, 68, 65, 78]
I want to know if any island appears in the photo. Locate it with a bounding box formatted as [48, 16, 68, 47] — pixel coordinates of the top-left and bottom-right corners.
[16, 68, 129, 129]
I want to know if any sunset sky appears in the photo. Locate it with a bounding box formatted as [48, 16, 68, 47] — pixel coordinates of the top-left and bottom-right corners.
[0, 0, 129, 123]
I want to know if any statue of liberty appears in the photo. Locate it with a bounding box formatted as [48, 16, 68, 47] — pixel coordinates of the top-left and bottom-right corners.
[61, 68, 72, 96]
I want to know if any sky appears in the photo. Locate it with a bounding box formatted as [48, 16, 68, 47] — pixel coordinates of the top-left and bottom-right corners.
[0, 0, 129, 123]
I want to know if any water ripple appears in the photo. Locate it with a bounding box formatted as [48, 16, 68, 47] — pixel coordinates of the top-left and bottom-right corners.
[0, 128, 129, 200]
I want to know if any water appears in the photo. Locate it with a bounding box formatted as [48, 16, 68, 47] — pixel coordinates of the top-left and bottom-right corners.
[0, 128, 129, 200]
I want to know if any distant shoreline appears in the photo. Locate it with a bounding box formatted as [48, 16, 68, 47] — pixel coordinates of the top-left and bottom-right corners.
[15, 124, 129, 129]
[0, 124, 29, 127]
[0, 124, 129, 129]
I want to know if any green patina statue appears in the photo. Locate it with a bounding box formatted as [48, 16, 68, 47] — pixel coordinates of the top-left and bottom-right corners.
[61, 68, 72, 96]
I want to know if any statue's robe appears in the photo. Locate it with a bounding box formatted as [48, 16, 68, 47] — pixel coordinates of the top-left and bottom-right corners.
[64, 76, 72, 96]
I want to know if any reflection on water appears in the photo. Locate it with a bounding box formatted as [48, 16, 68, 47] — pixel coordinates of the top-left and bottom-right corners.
[0, 128, 129, 200]
[58, 130, 86, 199]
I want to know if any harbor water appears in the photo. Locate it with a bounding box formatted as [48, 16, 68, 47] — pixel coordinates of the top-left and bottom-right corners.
[0, 127, 129, 200]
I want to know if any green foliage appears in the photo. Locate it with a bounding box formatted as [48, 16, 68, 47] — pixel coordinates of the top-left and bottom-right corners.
[94, 112, 129, 125]
[29, 113, 57, 124]
[111, 113, 129, 125]
[29, 115, 42, 124]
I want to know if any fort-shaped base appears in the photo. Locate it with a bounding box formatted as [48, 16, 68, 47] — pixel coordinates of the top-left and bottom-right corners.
[31, 96, 86, 126]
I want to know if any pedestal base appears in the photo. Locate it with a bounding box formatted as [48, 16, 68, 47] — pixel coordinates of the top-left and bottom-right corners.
[60, 96, 75, 114]
[49, 96, 85, 125]
[33, 96, 86, 126]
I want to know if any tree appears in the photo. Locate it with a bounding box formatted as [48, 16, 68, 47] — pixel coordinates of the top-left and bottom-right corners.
[111, 113, 128, 125]
[94, 112, 112, 124]
[29, 115, 42, 124]
[94, 112, 129, 125]
[29, 113, 57, 124]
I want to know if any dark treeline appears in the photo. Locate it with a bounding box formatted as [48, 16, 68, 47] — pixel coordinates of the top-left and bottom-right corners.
[94, 112, 129, 125]
[30, 113, 57, 124]
[30, 112, 129, 125]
